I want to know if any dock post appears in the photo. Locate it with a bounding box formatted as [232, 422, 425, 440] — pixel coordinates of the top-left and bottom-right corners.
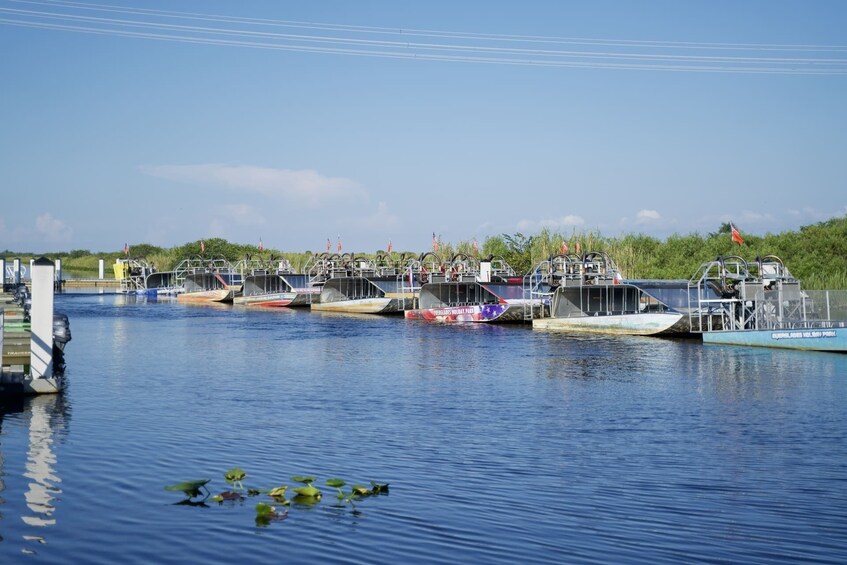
[99, 259, 105, 279]
[14, 258, 21, 285]
[0, 258, 5, 289]
[56, 258, 63, 289]
[30, 258, 55, 379]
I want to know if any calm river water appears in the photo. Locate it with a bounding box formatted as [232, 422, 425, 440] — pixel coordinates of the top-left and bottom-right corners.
[1, 293, 846, 564]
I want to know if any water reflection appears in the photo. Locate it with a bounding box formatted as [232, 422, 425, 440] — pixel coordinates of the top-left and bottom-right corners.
[0, 394, 69, 551]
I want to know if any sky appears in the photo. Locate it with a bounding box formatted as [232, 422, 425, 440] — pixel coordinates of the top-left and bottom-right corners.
[1, 0, 846, 254]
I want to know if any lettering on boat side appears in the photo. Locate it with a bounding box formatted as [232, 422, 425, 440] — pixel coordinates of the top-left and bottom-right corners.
[433, 307, 476, 316]
[771, 330, 837, 340]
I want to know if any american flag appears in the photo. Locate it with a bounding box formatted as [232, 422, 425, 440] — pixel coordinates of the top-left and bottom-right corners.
[258, 238, 264, 252]
[201, 240, 205, 254]
[730, 222, 744, 246]
[337, 236, 342, 254]
[326, 238, 331, 252]
[123, 242, 129, 256]
[387, 239, 393, 253]
[432, 232, 438, 252]
[561, 241, 568, 255]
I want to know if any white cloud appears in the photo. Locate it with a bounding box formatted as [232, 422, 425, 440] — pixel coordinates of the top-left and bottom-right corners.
[35, 213, 72, 241]
[635, 209, 661, 224]
[516, 215, 585, 231]
[141, 164, 367, 207]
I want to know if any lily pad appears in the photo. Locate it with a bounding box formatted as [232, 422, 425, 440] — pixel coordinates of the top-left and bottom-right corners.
[165, 479, 211, 499]
[268, 486, 288, 498]
[292, 493, 321, 506]
[255, 503, 276, 517]
[224, 468, 247, 490]
[291, 475, 316, 484]
[325, 478, 346, 488]
[255, 503, 287, 527]
[293, 484, 321, 498]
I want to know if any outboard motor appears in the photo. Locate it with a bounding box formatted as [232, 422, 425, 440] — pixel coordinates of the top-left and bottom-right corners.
[53, 312, 72, 349]
[13, 283, 30, 306]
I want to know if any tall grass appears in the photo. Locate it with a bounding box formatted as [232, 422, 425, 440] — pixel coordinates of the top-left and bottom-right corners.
[5, 216, 846, 289]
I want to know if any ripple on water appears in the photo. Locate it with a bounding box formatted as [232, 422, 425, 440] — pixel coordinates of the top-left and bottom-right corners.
[1, 294, 846, 564]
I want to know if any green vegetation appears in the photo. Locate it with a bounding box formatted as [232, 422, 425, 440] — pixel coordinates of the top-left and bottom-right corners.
[165, 468, 389, 526]
[5, 216, 846, 289]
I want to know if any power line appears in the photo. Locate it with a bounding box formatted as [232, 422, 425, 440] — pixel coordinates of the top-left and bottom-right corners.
[2, 0, 846, 74]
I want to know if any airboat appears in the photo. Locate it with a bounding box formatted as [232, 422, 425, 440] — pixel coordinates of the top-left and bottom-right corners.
[688, 255, 847, 352]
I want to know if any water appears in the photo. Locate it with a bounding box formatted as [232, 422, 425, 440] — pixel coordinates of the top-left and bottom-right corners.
[1, 294, 846, 564]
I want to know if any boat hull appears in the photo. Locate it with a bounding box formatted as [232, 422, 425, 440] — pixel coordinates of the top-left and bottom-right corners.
[533, 312, 686, 336]
[177, 288, 236, 303]
[703, 327, 847, 352]
[311, 296, 412, 314]
[405, 302, 528, 323]
[234, 291, 316, 307]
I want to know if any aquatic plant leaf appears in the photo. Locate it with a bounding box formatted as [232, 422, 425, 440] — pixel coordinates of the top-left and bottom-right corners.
[268, 486, 288, 498]
[218, 491, 243, 501]
[255, 503, 276, 517]
[165, 479, 210, 498]
[247, 489, 261, 497]
[351, 485, 372, 496]
[293, 485, 321, 498]
[292, 493, 321, 506]
[209, 495, 224, 503]
[224, 468, 247, 482]
[291, 475, 316, 484]
[325, 478, 346, 488]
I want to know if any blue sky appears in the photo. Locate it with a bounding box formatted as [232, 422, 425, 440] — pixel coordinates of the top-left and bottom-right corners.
[2, 0, 846, 253]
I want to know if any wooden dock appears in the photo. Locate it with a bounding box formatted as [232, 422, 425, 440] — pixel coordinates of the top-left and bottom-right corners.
[1, 292, 29, 380]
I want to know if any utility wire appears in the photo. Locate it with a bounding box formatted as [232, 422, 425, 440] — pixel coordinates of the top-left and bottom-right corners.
[2, 0, 846, 74]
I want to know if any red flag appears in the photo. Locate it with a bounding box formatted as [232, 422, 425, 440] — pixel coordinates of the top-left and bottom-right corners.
[730, 222, 744, 246]
[201, 240, 205, 254]
[575, 241, 581, 255]
[258, 238, 264, 252]
[561, 241, 568, 255]
[432, 232, 438, 252]
[337, 236, 342, 254]
[387, 239, 393, 253]
[473, 238, 479, 254]
[326, 238, 331, 253]
[124, 243, 129, 256]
